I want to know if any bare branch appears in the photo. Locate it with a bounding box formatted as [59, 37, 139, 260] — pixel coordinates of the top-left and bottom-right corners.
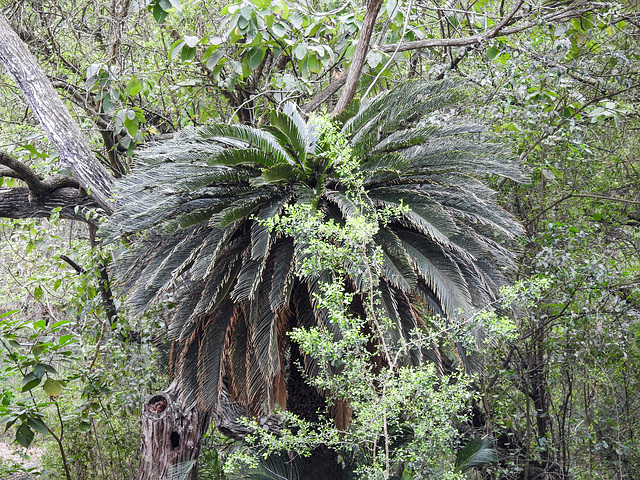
[0, 150, 81, 195]
[378, 0, 525, 53]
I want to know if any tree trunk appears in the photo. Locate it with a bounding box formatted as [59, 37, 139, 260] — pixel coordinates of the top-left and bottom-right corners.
[331, 0, 383, 117]
[0, 15, 114, 213]
[139, 382, 210, 480]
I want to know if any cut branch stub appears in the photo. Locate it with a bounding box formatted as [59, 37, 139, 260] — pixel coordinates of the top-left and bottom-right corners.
[138, 384, 210, 480]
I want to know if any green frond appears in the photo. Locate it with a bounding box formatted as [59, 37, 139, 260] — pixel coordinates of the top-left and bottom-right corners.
[346, 80, 463, 155]
[359, 152, 410, 177]
[399, 232, 472, 317]
[455, 436, 498, 472]
[284, 102, 318, 155]
[404, 140, 523, 182]
[370, 191, 456, 247]
[214, 190, 278, 227]
[268, 239, 295, 311]
[206, 148, 280, 168]
[269, 109, 308, 164]
[251, 196, 292, 260]
[325, 192, 360, 219]
[376, 227, 417, 291]
[258, 163, 299, 184]
[199, 124, 294, 167]
[371, 123, 484, 155]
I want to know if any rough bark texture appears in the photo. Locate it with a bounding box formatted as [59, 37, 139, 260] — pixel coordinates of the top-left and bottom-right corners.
[331, 0, 383, 116]
[139, 382, 210, 480]
[0, 187, 100, 225]
[0, 15, 114, 213]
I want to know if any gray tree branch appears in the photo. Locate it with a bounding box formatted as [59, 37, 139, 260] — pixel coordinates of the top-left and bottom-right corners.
[0, 14, 115, 213]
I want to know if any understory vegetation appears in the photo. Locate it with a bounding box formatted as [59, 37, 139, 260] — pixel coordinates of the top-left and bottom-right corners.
[1, 1, 640, 479]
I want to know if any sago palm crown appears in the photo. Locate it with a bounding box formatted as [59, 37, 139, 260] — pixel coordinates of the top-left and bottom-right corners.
[104, 80, 523, 416]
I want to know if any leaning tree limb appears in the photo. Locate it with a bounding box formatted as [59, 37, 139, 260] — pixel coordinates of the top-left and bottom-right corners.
[0, 14, 115, 213]
[331, 0, 383, 116]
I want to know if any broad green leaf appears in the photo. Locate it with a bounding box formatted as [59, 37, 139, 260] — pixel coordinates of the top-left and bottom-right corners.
[125, 77, 142, 96]
[43, 378, 62, 397]
[486, 46, 499, 59]
[247, 47, 265, 69]
[293, 43, 307, 60]
[152, 3, 168, 23]
[125, 117, 139, 137]
[272, 22, 286, 38]
[206, 50, 225, 70]
[15, 423, 34, 448]
[170, 39, 185, 61]
[307, 53, 321, 73]
[21, 373, 41, 392]
[33, 364, 46, 379]
[181, 46, 197, 62]
[27, 417, 48, 434]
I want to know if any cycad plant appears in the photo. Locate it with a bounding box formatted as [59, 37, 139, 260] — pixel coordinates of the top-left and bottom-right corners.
[104, 80, 522, 418]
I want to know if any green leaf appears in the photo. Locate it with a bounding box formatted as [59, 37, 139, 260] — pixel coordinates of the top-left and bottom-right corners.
[456, 436, 498, 472]
[21, 373, 41, 392]
[27, 416, 48, 434]
[76, 420, 92, 433]
[125, 117, 139, 137]
[15, 423, 34, 448]
[204, 49, 224, 70]
[272, 22, 286, 38]
[293, 43, 307, 60]
[125, 77, 142, 96]
[34, 285, 43, 300]
[33, 364, 46, 379]
[0, 309, 18, 319]
[181, 46, 197, 62]
[43, 378, 62, 397]
[261, 163, 297, 184]
[307, 53, 321, 73]
[486, 46, 499, 59]
[58, 334, 76, 345]
[152, 3, 168, 23]
[247, 47, 265, 70]
[170, 39, 185, 61]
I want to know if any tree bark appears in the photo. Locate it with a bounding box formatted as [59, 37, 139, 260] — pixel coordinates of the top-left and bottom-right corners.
[331, 0, 383, 117]
[0, 187, 100, 225]
[139, 382, 211, 480]
[0, 15, 114, 213]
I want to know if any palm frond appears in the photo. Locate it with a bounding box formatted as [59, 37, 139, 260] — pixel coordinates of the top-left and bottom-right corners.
[455, 436, 498, 472]
[200, 124, 294, 166]
[269, 109, 308, 165]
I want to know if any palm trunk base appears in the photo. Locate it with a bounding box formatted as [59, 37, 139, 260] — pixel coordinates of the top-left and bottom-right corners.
[138, 383, 210, 480]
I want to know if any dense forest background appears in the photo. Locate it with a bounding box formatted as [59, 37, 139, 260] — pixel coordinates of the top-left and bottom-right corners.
[1, 0, 640, 479]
